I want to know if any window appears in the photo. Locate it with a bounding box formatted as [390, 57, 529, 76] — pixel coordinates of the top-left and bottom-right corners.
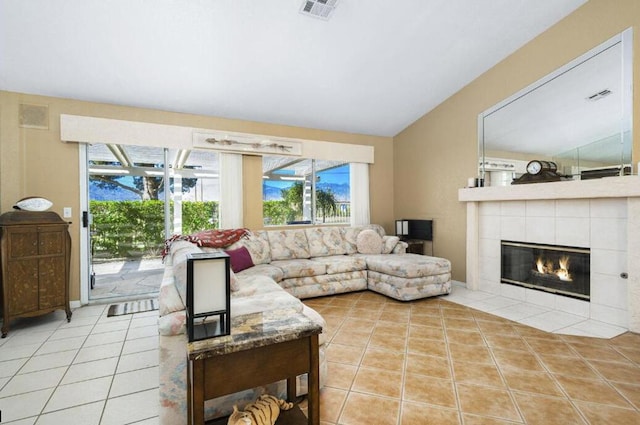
[262, 156, 350, 226]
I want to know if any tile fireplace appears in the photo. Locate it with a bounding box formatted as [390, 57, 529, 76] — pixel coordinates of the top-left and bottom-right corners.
[501, 241, 590, 300]
[459, 176, 640, 333]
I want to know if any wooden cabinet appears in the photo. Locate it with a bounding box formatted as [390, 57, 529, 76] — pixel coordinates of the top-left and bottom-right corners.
[0, 211, 72, 337]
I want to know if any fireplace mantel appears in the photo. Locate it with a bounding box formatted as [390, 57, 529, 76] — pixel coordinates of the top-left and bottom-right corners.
[459, 176, 640, 202]
[459, 176, 640, 333]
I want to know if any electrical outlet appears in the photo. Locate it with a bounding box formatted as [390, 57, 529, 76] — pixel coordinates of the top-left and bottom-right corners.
[63, 207, 72, 218]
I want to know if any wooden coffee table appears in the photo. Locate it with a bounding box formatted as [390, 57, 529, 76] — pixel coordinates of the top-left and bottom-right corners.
[186, 309, 322, 425]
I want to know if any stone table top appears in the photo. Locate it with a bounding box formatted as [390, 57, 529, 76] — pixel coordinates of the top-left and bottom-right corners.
[187, 308, 322, 360]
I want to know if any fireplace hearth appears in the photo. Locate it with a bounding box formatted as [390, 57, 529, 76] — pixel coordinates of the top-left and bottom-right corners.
[501, 241, 590, 300]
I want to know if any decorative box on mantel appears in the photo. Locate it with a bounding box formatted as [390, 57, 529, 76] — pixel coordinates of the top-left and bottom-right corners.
[458, 176, 640, 333]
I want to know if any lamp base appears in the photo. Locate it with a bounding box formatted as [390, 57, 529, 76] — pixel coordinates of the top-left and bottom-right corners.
[190, 314, 229, 341]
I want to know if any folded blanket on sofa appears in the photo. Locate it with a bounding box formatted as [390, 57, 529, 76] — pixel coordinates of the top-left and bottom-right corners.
[162, 228, 248, 259]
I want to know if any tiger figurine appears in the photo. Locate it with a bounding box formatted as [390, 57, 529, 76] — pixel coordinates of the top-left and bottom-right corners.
[227, 394, 294, 425]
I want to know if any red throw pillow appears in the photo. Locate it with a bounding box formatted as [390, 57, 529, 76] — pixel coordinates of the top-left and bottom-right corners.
[225, 246, 254, 273]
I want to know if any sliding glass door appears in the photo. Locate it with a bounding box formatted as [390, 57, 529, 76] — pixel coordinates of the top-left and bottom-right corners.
[85, 144, 219, 301]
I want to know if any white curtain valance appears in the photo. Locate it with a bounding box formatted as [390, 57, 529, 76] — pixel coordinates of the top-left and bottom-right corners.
[60, 115, 374, 164]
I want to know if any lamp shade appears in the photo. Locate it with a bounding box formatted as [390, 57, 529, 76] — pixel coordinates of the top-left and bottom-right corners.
[395, 219, 409, 237]
[186, 252, 231, 341]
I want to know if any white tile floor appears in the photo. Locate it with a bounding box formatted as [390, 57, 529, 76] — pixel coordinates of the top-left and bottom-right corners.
[446, 281, 628, 338]
[0, 304, 159, 425]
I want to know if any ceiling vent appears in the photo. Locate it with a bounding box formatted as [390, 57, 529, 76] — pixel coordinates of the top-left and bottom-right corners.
[587, 89, 612, 101]
[300, 0, 339, 20]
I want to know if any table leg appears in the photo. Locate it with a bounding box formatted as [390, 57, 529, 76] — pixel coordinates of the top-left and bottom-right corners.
[308, 335, 320, 425]
[187, 357, 192, 425]
[287, 376, 296, 402]
[189, 358, 205, 425]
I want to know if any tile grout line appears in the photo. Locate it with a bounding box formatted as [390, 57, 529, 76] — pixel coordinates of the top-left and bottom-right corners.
[0, 305, 107, 422]
[99, 309, 138, 425]
[523, 333, 605, 424]
[559, 337, 640, 414]
[474, 309, 526, 424]
[38, 305, 109, 422]
[440, 303, 465, 425]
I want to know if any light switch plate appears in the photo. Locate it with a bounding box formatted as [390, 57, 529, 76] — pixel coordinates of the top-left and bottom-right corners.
[63, 207, 72, 218]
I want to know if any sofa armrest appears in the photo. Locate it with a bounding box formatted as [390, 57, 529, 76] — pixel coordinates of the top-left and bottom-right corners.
[392, 240, 408, 254]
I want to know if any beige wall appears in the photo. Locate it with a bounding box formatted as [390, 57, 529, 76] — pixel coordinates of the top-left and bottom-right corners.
[0, 91, 393, 302]
[394, 0, 640, 282]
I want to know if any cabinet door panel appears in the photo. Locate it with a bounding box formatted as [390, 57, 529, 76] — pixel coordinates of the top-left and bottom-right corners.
[8, 229, 38, 258]
[7, 259, 39, 314]
[39, 257, 66, 308]
[38, 228, 65, 255]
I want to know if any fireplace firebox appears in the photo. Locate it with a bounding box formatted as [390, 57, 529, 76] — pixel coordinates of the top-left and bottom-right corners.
[501, 241, 590, 300]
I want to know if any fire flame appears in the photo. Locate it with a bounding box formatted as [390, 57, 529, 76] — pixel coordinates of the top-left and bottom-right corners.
[558, 256, 571, 281]
[536, 255, 572, 282]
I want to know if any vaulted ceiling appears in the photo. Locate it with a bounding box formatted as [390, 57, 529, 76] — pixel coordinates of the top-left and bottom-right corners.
[0, 0, 587, 137]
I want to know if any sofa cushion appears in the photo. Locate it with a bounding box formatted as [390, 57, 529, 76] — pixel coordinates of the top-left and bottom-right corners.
[231, 293, 304, 318]
[381, 236, 400, 254]
[226, 246, 254, 273]
[356, 229, 383, 254]
[305, 227, 346, 257]
[228, 231, 271, 265]
[310, 255, 366, 274]
[364, 253, 451, 278]
[278, 271, 367, 298]
[342, 224, 386, 254]
[270, 259, 326, 279]
[301, 304, 328, 346]
[232, 274, 284, 297]
[237, 264, 285, 282]
[367, 270, 452, 301]
[267, 229, 311, 260]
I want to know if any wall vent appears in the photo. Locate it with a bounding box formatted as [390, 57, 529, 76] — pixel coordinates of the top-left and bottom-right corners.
[586, 89, 612, 101]
[19, 103, 49, 129]
[300, 0, 339, 20]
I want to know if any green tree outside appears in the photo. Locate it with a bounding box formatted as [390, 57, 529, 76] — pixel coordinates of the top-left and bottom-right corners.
[263, 181, 338, 225]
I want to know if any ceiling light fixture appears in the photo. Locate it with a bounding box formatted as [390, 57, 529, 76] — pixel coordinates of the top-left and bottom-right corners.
[300, 0, 339, 20]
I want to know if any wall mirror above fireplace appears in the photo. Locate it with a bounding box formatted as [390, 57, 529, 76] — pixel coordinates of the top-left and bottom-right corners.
[478, 28, 633, 185]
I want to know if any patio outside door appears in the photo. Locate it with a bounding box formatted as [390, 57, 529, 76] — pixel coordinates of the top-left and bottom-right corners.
[85, 143, 220, 301]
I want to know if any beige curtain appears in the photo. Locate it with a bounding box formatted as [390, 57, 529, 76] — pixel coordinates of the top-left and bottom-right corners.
[350, 162, 370, 226]
[219, 153, 243, 229]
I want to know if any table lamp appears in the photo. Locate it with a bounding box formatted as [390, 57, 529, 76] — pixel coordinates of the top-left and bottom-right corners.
[186, 252, 231, 341]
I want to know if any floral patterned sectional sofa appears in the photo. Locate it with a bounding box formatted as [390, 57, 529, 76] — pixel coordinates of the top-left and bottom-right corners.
[158, 224, 452, 424]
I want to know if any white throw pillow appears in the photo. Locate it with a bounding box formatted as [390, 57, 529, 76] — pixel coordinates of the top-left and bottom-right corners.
[381, 236, 400, 254]
[356, 229, 383, 254]
[13, 197, 52, 211]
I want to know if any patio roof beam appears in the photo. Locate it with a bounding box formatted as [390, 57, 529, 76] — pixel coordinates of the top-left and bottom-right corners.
[106, 144, 133, 167]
